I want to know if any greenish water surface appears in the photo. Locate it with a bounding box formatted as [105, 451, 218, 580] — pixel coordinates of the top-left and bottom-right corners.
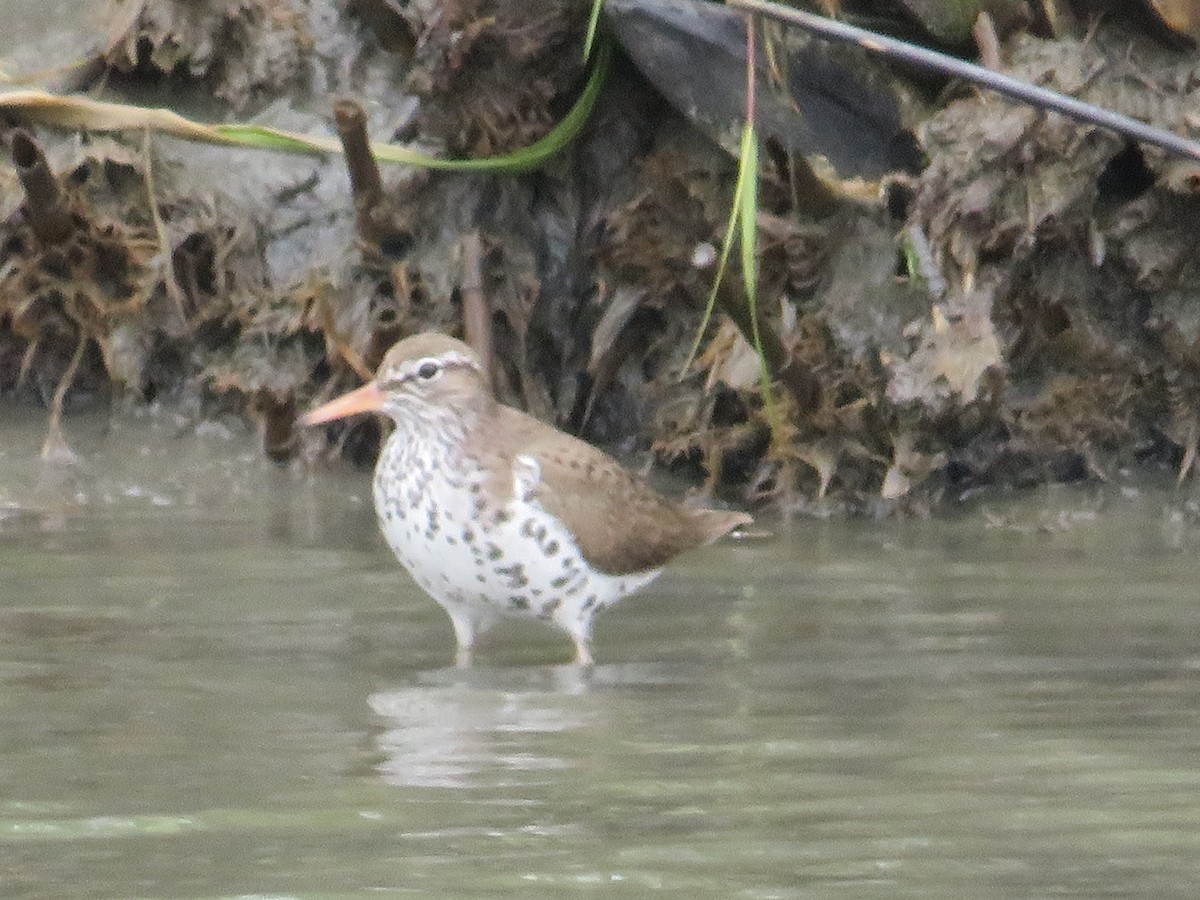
[2, 404, 1199, 898]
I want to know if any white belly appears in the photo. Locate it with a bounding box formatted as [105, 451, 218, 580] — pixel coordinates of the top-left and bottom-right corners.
[372, 448, 657, 640]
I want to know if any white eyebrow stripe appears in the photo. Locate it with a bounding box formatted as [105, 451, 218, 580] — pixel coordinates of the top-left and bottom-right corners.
[395, 351, 478, 380]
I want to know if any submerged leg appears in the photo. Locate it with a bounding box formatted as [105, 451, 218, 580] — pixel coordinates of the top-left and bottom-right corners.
[561, 611, 596, 667]
[445, 604, 499, 667]
[447, 608, 477, 667]
[570, 632, 594, 667]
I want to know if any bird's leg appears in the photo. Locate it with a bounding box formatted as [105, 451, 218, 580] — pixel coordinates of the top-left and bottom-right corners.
[571, 634, 594, 667]
[448, 610, 476, 667]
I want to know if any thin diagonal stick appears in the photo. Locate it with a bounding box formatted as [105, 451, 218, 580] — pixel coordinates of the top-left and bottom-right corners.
[728, 0, 1200, 161]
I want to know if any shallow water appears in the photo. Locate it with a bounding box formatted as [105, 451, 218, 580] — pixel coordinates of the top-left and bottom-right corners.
[3, 404, 1200, 899]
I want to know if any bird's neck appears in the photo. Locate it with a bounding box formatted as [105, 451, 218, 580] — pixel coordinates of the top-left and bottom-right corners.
[380, 397, 497, 474]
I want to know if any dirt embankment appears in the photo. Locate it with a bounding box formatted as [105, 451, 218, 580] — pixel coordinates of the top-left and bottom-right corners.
[2, 0, 1199, 514]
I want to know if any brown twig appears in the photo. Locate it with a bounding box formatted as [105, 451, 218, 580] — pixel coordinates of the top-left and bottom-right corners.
[459, 230, 494, 390]
[333, 99, 413, 254]
[257, 392, 298, 463]
[315, 287, 375, 382]
[10, 130, 75, 246]
[333, 99, 383, 212]
[141, 127, 189, 326]
[972, 11, 1002, 71]
[41, 328, 88, 463]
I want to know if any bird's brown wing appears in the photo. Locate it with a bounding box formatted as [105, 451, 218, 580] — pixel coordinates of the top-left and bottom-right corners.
[483, 406, 750, 576]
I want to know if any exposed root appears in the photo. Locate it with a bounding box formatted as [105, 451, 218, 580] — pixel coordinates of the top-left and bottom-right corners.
[40, 329, 88, 464]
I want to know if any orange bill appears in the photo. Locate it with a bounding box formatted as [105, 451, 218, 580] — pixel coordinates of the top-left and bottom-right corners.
[301, 382, 384, 425]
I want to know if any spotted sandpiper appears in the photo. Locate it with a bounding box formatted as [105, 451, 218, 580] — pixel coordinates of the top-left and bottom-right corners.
[303, 333, 751, 665]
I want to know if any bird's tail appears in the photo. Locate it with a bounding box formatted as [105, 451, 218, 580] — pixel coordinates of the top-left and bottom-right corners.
[690, 508, 753, 544]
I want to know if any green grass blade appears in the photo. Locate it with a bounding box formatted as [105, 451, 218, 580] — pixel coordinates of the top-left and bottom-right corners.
[377, 38, 611, 172]
[680, 157, 746, 375]
[736, 125, 778, 432]
[1, 39, 612, 173]
[738, 126, 759, 304]
[583, 0, 604, 62]
[209, 124, 335, 154]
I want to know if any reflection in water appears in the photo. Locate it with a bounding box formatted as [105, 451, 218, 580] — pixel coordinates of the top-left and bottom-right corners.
[3, 403, 1200, 897]
[369, 663, 689, 789]
[370, 668, 593, 788]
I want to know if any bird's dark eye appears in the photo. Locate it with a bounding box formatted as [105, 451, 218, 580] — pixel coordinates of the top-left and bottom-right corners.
[416, 361, 440, 380]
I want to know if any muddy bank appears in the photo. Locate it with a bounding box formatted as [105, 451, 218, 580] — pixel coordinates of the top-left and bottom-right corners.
[1, 0, 1199, 515]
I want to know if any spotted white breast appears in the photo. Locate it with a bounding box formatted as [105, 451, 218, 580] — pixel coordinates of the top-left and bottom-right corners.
[372, 429, 657, 652]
